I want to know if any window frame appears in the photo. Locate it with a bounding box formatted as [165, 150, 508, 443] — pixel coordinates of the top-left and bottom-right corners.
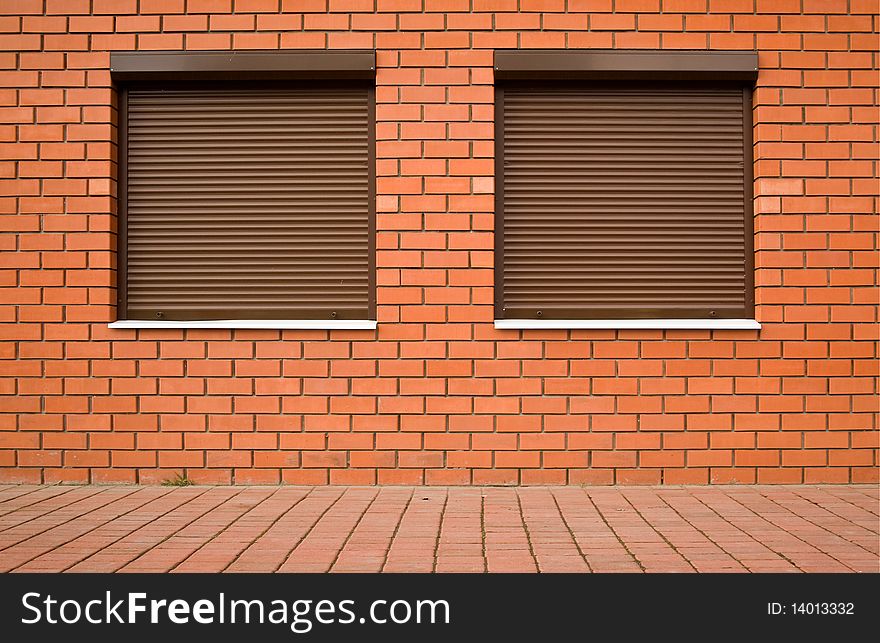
[111, 51, 377, 326]
[493, 50, 759, 324]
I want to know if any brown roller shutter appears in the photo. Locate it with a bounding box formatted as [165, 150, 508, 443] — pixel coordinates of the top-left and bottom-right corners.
[120, 83, 374, 321]
[496, 84, 753, 320]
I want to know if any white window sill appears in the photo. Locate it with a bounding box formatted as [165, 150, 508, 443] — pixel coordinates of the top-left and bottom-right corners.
[494, 319, 761, 330]
[108, 320, 377, 330]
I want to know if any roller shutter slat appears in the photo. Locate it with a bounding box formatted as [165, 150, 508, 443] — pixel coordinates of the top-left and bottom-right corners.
[123, 87, 371, 321]
[499, 86, 750, 319]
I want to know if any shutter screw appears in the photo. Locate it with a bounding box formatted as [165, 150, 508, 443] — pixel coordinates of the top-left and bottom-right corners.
[536, 310, 543, 317]
[330, 311, 338, 318]
[156, 311, 164, 319]
[709, 310, 717, 317]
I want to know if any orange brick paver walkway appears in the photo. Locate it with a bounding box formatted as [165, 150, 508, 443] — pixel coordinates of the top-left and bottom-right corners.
[0, 485, 877, 573]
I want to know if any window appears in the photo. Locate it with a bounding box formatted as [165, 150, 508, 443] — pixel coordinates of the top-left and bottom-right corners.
[494, 50, 759, 327]
[111, 51, 376, 327]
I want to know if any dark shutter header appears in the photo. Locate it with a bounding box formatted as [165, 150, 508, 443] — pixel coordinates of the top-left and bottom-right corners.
[111, 50, 376, 82]
[494, 50, 759, 82]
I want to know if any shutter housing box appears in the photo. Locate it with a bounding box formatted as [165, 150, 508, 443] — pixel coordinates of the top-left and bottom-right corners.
[112, 51, 376, 322]
[494, 50, 758, 321]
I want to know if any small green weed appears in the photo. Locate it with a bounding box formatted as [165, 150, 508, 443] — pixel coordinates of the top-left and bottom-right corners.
[161, 472, 193, 487]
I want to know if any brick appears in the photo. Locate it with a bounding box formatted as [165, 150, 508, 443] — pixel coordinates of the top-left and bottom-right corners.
[0, 1, 873, 488]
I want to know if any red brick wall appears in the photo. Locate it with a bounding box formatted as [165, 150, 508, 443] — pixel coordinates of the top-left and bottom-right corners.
[0, 0, 877, 485]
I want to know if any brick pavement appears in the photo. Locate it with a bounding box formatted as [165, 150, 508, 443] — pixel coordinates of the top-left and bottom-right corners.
[0, 485, 876, 573]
